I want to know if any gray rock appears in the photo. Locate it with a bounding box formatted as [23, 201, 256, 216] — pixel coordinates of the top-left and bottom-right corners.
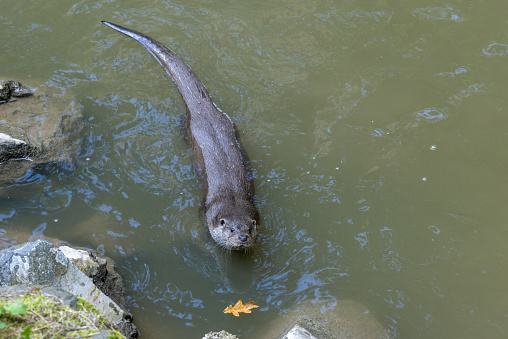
[40, 285, 79, 309]
[0, 284, 38, 298]
[90, 330, 123, 339]
[0, 240, 138, 338]
[261, 299, 390, 339]
[59, 246, 105, 278]
[0, 284, 78, 310]
[0, 81, 84, 187]
[283, 325, 318, 339]
[0, 80, 32, 103]
[58, 245, 127, 308]
[202, 330, 239, 339]
[278, 318, 337, 339]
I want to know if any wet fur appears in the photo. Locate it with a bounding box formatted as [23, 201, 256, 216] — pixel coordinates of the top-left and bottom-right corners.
[102, 21, 259, 250]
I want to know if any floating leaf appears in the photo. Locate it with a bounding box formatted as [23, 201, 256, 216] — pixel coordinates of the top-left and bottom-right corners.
[223, 300, 259, 317]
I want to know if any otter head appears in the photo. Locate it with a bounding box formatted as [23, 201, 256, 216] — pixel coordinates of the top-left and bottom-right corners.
[207, 213, 258, 250]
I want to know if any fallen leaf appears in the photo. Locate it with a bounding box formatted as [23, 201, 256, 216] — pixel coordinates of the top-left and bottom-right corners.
[223, 300, 259, 317]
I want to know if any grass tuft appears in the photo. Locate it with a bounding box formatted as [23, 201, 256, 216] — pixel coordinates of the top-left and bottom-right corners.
[0, 288, 123, 338]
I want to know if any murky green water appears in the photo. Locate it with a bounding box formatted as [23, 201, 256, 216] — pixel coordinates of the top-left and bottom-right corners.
[2, 0, 508, 337]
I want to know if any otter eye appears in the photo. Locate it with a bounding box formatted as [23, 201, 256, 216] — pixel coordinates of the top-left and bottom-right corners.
[220, 219, 225, 226]
[230, 228, 235, 233]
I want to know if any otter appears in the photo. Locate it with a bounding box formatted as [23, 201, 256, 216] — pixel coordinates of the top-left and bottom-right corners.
[102, 21, 258, 250]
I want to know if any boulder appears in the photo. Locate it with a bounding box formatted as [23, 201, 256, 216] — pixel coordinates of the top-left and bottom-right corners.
[58, 245, 127, 313]
[0, 240, 138, 338]
[262, 299, 390, 339]
[0, 80, 84, 187]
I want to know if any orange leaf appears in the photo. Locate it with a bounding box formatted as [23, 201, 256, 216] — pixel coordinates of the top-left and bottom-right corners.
[223, 300, 259, 317]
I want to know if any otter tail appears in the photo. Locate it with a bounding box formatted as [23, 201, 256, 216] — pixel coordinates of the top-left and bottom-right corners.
[102, 21, 214, 112]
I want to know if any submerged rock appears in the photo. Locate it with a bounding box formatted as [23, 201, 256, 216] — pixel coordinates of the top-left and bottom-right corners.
[262, 299, 390, 339]
[283, 325, 319, 339]
[202, 330, 239, 339]
[0, 80, 84, 187]
[0, 240, 138, 338]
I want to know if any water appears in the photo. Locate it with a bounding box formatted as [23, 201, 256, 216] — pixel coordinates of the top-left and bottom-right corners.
[2, 0, 508, 337]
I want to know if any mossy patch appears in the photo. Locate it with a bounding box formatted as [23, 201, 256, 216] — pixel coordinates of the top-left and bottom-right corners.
[0, 288, 123, 338]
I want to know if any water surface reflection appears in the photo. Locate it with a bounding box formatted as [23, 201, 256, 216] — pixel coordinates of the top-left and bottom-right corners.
[2, 0, 508, 337]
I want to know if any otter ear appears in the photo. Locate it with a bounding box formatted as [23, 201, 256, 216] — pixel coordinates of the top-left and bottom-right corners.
[252, 220, 257, 226]
[220, 218, 226, 226]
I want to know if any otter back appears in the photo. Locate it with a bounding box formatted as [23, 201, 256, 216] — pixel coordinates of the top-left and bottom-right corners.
[102, 21, 259, 250]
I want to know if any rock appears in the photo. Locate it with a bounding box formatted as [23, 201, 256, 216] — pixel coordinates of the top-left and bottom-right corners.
[202, 330, 239, 339]
[58, 245, 127, 307]
[1, 284, 79, 312]
[262, 299, 390, 339]
[40, 285, 79, 309]
[59, 246, 105, 278]
[0, 133, 35, 162]
[90, 331, 124, 339]
[279, 318, 336, 339]
[88, 249, 127, 307]
[0, 284, 124, 338]
[283, 325, 319, 339]
[0, 240, 138, 338]
[0, 80, 84, 187]
[0, 80, 32, 103]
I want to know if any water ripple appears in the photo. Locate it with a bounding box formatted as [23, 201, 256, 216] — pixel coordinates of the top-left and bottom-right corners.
[482, 42, 508, 56]
[413, 107, 448, 123]
[413, 6, 465, 22]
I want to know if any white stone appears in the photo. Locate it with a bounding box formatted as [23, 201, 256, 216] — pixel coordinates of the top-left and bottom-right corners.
[0, 133, 26, 145]
[284, 325, 318, 339]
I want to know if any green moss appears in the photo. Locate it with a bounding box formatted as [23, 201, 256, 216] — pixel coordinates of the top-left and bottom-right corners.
[77, 296, 99, 314]
[108, 330, 124, 339]
[0, 289, 123, 338]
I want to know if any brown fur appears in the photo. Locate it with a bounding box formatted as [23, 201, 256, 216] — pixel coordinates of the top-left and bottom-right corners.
[103, 21, 259, 250]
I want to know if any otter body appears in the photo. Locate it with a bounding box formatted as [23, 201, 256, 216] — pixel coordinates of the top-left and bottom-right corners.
[102, 21, 258, 250]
